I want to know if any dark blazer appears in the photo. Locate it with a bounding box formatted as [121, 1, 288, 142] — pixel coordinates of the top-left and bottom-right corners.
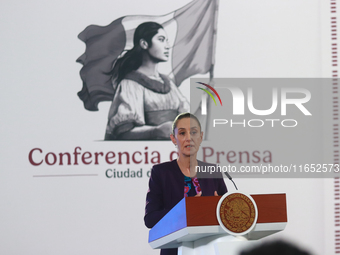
[144, 159, 228, 255]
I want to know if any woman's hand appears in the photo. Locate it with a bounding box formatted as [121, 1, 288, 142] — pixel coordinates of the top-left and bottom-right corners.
[153, 121, 172, 139]
[195, 191, 218, 197]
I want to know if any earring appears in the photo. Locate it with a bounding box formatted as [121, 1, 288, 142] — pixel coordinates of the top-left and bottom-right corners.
[174, 144, 177, 148]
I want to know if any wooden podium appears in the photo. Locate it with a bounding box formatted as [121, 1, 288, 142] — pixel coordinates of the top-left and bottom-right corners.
[148, 193, 287, 255]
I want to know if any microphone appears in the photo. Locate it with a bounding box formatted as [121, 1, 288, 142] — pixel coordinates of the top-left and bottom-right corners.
[220, 166, 238, 190]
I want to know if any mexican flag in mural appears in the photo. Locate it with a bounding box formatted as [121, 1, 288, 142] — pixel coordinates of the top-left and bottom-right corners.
[77, 0, 218, 111]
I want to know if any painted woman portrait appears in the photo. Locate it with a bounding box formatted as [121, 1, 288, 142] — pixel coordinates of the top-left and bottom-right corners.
[105, 22, 189, 140]
[76, 0, 218, 140]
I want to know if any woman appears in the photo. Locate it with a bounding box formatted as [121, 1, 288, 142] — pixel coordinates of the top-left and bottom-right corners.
[144, 113, 227, 255]
[105, 22, 189, 140]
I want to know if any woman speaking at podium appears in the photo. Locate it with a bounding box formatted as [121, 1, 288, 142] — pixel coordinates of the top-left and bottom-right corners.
[144, 113, 228, 255]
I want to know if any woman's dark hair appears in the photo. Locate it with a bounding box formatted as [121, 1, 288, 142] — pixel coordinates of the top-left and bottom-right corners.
[172, 113, 202, 135]
[111, 22, 163, 84]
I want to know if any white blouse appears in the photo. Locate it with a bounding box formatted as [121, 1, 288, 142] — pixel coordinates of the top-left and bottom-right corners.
[105, 76, 189, 138]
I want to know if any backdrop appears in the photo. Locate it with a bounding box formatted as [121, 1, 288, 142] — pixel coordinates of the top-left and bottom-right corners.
[1, 0, 338, 254]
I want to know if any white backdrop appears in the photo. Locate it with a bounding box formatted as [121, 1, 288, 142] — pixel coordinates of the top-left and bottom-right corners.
[0, 0, 336, 254]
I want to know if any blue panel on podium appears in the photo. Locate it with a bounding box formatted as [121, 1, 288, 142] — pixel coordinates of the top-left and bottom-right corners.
[149, 198, 187, 242]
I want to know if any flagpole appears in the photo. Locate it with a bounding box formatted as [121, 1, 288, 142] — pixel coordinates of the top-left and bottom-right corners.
[205, 0, 219, 140]
[211, 0, 219, 75]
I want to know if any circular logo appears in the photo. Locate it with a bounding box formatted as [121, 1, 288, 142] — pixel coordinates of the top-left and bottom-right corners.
[216, 192, 258, 235]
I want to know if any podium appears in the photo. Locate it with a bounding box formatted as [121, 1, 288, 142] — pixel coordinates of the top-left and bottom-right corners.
[148, 193, 287, 255]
